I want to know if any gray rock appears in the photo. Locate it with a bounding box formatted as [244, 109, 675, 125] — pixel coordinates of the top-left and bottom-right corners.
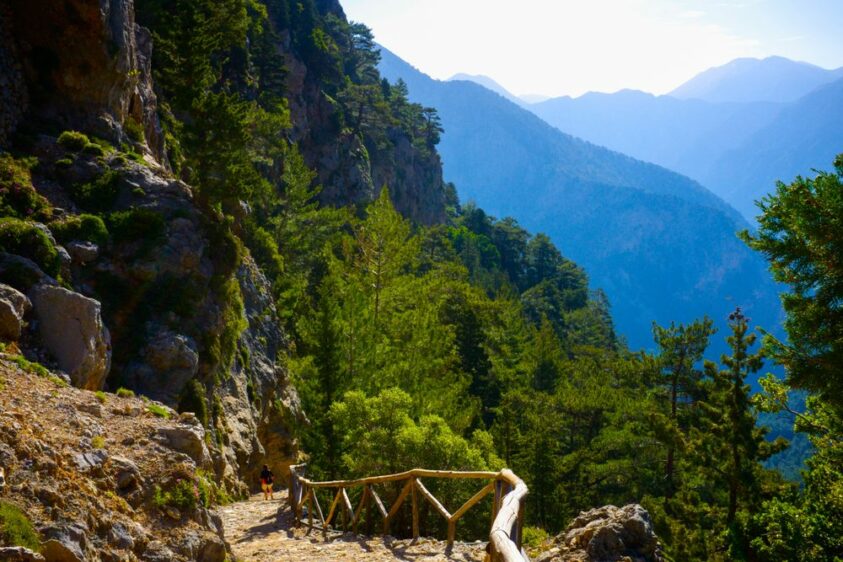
[0, 546, 46, 561]
[0, 253, 54, 293]
[107, 522, 134, 550]
[125, 329, 198, 404]
[65, 241, 99, 264]
[40, 523, 89, 562]
[110, 455, 143, 492]
[139, 541, 175, 562]
[30, 284, 111, 390]
[77, 402, 103, 418]
[535, 504, 663, 562]
[56, 246, 72, 281]
[0, 283, 29, 340]
[72, 449, 109, 472]
[198, 535, 226, 562]
[156, 426, 210, 467]
[0, 282, 30, 317]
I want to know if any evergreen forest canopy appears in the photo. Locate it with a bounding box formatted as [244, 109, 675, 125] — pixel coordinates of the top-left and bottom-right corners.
[1, 0, 841, 559]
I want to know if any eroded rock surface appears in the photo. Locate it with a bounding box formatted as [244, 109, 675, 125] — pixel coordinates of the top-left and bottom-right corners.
[0, 360, 229, 562]
[30, 284, 111, 390]
[535, 504, 664, 562]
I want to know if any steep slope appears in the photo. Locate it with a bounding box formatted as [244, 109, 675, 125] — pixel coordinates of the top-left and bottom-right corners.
[378, 46, 782, 350]
[701, 77, 843, 220]
[0, 360, 229, 561]
[669, 56, 843, 103]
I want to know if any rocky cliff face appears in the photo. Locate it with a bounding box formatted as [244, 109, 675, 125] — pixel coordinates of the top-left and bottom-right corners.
[276, 4, 448, 225]
[2, 0, 165, 163]
[0, 0, 303, 496]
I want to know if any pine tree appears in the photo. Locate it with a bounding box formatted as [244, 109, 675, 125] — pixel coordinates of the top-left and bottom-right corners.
[697, 309, 787, 557]
[652, 318, 715, 497]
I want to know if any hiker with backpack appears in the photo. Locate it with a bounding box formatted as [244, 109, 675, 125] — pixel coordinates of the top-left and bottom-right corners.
[260, 464, 275, 500]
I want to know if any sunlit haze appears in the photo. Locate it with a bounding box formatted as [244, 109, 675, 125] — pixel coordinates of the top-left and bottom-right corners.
[342, 0, 843, 98]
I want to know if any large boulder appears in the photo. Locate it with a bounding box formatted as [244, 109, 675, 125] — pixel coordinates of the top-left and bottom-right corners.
[535, 504, 663, 562]
[157, 424, 211, 468]
[30, 284, 111, 390]
[0, 283, 30, 340]
[124, 328, 199, 404]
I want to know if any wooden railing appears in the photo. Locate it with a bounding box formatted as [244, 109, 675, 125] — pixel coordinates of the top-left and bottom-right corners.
[289, 464, 530, 562]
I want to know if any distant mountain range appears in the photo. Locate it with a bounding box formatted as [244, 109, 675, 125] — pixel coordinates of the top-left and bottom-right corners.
[668, 56, 843, 103]
[525, 57, 843, 220]
[378, 46, 782, 352]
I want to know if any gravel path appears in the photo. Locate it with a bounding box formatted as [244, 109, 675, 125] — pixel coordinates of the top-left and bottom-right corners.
[219, 492, 489, 562]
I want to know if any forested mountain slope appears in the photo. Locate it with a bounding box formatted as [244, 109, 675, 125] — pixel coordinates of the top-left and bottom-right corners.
[527, 58, 843, 221]
[1, 1, 838, 561]
[378, 46, 781, 351]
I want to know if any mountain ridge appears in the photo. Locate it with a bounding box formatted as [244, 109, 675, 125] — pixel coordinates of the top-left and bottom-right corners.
[377, 44, 782, 351]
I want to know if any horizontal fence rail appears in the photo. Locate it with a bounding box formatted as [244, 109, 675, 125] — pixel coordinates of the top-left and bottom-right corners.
[288, 464, 530, 562]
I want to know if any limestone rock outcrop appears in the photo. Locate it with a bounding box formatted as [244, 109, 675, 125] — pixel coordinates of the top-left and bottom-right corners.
[30, 284, 111, 390]
[0, 283, 30, 341]
[2, 0, 166, 162]
[535, 504, 664, 562]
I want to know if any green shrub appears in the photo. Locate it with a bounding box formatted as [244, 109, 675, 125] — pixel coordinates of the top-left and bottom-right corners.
[0, 500, 40, 551]
[522, 525, 550, 549]
[70, 169, 120, 213]
[81, 143, 106, 157]
[0, 218, 60, 277]
[147, 403, 171, 419]
[0, 155, 51, 220]
[49, 214, 108, 245]
[58, 131, 90, 151]
[124, 117, 145, 143]
[91, 435, 105, 449]
[245, 223, 283, 281]
[116, 387, 135, 398]
[197, 469, 232, 506]
[108, 208, 165, 245]
[110, 154, 128, 167]
[153, 479, 199, 512]
[178, 379, 209, 427]
[8, 354, 50, 378]
[95, 390, 107, 403]
[55, 158, 74, 169]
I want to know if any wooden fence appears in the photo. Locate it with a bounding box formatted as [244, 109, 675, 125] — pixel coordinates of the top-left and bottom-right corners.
[288, 464, 530, 562]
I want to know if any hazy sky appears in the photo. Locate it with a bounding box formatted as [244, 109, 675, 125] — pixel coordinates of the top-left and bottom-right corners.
[342, 0, 843, 98]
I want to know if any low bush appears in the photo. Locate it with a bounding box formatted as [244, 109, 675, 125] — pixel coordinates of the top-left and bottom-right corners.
[124, 117, 145, 143]
[178, 379, 209, 427]
[57, 130, 90, 151]
[0, 218, 60, 277]
[49, 214, 108, 246]
[147, 403, 171, 419]
[108, 208, 165, 246]
[95, 390, 107, 403]
[0, 155, 51, 220]
[116, 387, 135, 398]
[8, 354, 50, 378]
[70, 170, 120, 213]
[153, 479, 199, 512]
[0, 500, 40, 551]
[91, 435, 105, 449]
[81, 143, 106, 157]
